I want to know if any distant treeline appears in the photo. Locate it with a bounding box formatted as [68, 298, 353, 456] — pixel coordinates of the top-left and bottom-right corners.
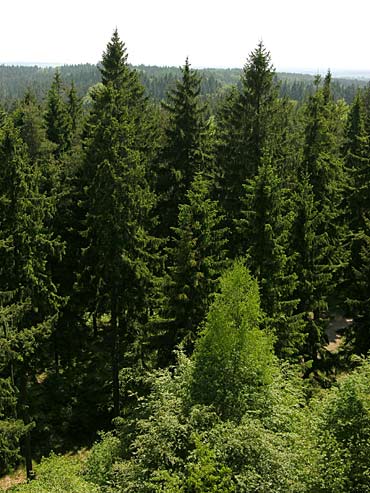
[0, 63, 368, 107]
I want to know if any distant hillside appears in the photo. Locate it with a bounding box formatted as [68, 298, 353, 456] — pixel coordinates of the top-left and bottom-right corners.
[0, 63, 368, 107]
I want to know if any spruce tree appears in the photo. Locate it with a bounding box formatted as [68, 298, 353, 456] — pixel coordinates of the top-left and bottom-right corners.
[155, 58, 209, 241]
[298, 72, 346, 353]
[238, 162, 304, 359]
[45, 70, 72, 158]
[215, 43, 279, 239]
[159, 173, 228, 363]
[344, 93, 370, 353]
[290, 175, 333, 359]
[13, 91, 54, 164]
[0, 119, 62, 478]
[67, 81, 82, 134]
[80, 31, 156, 417]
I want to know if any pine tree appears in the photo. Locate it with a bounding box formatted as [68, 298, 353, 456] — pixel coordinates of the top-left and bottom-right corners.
[155, 58, 209, 241]
[80, 31, 156, 417]
[158, 173, 228, 363]
[238, 162, 304, 359]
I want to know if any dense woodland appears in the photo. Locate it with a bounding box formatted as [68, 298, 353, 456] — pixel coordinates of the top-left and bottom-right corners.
[0, 62, 368, 109]
[1, 30, 370, 492]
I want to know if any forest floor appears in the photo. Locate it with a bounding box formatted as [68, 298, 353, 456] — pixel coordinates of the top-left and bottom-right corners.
[325, 314, 352, 352]
[0, 467, 25, 491]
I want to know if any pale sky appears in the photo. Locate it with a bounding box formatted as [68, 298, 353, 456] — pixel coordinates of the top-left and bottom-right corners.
[2, 0, 370, 73]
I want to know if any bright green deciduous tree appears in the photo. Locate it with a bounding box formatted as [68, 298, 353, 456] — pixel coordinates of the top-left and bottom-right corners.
[313, 358, 370, 492]
[191, 260, 276, 420]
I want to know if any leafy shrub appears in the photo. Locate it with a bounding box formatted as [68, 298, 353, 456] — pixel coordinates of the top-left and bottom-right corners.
[10, 453, 100, 493]
[313, 358, 370, 492]
[84, 432, 121, 486]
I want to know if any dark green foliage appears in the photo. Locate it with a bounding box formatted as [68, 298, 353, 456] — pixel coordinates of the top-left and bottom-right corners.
[346, 220, 370, 354]
[45, 71, 72, 158]
[290, 175, 333, 358]
[0, 118, 62, 476]
[67, 81, 82, 134]
[155, 58, 210, 240]
[313, 358, 370, 492]
[160, 173, 228, 362]
[80, 31, 156, 417]
[215, 42, 280, 240]
[297, 73, 347, 358]
[12, 91, 54, 165]
[238, 162, 305, 359]
[343, 92, 370, 353]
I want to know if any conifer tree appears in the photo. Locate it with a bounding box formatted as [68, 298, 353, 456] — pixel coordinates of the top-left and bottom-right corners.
[13, 91, 54, 164]
[344, 93, 370, 353]
[344, 93, 370, 235]
[45, 71, 72, 158]
[80, 31, 156, 417]
[238, 162, 304, 359]
[298, 72, 346, 351]
[159, 173, 228, 363]
[215, 42, 280, 251]
[0, 119, 62, 478]
[290, 175, 333, 359]
[67, 81, 82, 134]
[155, 58, 209, 241]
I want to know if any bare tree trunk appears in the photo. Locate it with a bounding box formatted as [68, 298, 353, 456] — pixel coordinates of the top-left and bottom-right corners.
[111, 292, 120, 418]
[19, 372, 34, 480]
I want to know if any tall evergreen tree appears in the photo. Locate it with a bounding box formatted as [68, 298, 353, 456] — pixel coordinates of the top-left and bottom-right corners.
[215, 42, 280, 249]
[290, 175, 333, 359]
[155, 58, 209, 241]
[344, 93, 370, 235]
[80, 31, 156, 417]
[344, 93, 370, 353]
[298, 72, 347, 350]
[0, 119, 62, 477]
[44, 71, 72, 158]
[67, 81, 82, 134]
[238, 162, 304, 359]
[158, 173, 228, 363]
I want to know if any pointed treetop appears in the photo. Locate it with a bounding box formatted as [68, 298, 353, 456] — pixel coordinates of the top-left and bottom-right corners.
[100, 29, 129, 88]
[243, 41, 274, 80]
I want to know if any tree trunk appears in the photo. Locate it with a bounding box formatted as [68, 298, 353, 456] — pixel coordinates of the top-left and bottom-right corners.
[54, 337, 59, 376]
[93, 312, 98, 338]
[19, 372, 34, 480]
[111, 293, 120, 418]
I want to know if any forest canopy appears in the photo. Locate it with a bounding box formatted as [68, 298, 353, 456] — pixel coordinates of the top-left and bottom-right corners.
[1, 30, 370, 492]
